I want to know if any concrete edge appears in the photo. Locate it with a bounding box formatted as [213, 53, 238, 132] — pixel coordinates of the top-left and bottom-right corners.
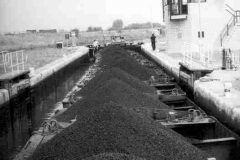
[30, 46, 89, 86]
[141, 43, 240, 133]
[0, 46, 89, 105]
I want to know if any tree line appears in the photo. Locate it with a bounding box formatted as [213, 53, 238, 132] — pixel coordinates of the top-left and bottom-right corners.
[85, 19, 164, 32]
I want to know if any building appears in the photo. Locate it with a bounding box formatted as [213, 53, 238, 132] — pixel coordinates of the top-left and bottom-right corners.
[26, 30, 37, 34]
[162, 0, 240, 54]
[39, 29, 57, 33]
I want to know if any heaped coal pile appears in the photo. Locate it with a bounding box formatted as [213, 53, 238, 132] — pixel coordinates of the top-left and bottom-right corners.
[84, 79, 168, 109]
[100, 45, 157, 80]
[78, 67, 156, 97]
[57, 79, 168, 122]
[31, 103, 209, 160]
[83, 153, 145, 160]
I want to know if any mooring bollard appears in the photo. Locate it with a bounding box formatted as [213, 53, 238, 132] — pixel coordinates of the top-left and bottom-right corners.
[29, 67, 35, 77]
[224, 82, 232, 97]
[62, 98, 71, 108]
[207, 158, 216, 160]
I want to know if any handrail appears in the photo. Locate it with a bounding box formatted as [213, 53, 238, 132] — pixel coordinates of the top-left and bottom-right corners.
[236, 11, 240, 23]
[0, 51, 8, 73]
[0, 50, 27, 74]
[225, 4, 235, 13]
[220, 16, 235, 46]
[220, 5, 238, 47]
[226, 9, 235, 17]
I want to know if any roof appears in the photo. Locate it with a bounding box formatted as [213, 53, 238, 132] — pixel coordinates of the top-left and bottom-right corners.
[0, 70, 30, 81]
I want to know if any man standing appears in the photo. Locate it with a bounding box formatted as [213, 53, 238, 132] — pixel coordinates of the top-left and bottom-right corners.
[93, 40, 99, 47]
[93, 40, 99, 52]
[151, 34, 156, 51]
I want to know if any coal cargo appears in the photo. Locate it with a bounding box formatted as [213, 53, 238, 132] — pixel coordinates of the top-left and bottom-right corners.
[31, 103, 209, 160]
[83, 153, 145, 160]
[100, 46, 157, 80]
[85, 79, 168, 109]
[57, 79, 168, 122]
[78, 67, 156, 97]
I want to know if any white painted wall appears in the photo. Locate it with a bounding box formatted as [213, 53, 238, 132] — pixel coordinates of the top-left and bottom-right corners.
[164, 0, 231, 54]
[164, 5, 193, 54]
[226, 0, 240, 10]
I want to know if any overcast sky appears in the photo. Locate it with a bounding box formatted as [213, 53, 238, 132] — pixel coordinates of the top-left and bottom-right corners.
[0, 0, 163, 33]
[0, 0, 239, 33]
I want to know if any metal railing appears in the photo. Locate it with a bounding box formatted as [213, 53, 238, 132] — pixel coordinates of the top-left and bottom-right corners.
[220, 16, 235, 46]
[182, 41, 240, 70]
[0, 50, 27, 74]
[182, 42, 193, 67]
[220, 5, 238, 47]
[0, 51, 8, 73]
[207, 49, 240, 70]
[236, 10, 240, 23]
[182, 42, 212, 67]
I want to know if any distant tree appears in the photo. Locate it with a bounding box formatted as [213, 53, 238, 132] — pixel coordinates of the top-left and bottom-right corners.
[124, 22, 164, 30]
[87, 26, 93, 32]
[111, 19, 124, 31]
[107, 27, 113, 31]
[152, 23, 163, 28]
[93, 27, 103, 31]
[87, 26, 103, 32]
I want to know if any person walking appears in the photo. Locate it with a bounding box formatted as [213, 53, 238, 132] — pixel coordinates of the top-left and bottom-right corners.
[93, 40, 99, 49]
[151, 34, 156, 51]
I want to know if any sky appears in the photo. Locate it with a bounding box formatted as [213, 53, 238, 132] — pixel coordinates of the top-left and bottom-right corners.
[0, 0, 239, 33]
[0, 0, 163, 33]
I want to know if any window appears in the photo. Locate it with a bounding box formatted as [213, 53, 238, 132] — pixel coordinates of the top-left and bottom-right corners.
[198, 31, 205, 38]
[169, 0, 188, 15]
[163, 0, 171, 6]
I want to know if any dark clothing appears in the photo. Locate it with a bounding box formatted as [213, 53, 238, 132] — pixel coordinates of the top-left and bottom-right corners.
[151, 35, 156, 43]
[151, 42, 156, 51]
[151, 35, 156, 51]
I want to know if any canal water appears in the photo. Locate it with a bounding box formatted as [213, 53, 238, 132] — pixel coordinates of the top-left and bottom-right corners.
[0, 63, 89, 160]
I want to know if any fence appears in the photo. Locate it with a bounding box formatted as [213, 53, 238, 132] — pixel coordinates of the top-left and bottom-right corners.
[181, 42, 240, 69]
[182, 42, 211, 67]
[211, 49, 240, 69]
[0, 51, 8, 73]
[220, 5, 239, 47]
[0, 50, 27, 74]
[236, 11, 240, 23]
